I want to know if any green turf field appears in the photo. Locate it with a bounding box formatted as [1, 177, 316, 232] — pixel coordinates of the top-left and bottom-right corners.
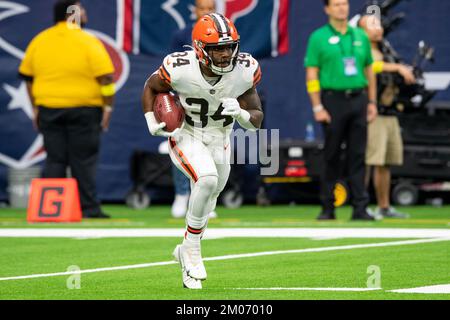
[0, 204, 449, 228]
[0, 205, 449, 300]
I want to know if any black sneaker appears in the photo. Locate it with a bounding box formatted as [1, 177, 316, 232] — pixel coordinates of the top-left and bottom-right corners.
[317, 212, 336, 220]
[351, 209, 377, 221]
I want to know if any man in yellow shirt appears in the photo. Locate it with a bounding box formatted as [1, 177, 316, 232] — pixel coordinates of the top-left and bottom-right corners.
[19, 0, 115, 218]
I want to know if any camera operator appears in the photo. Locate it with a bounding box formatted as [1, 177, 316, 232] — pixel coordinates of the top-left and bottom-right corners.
[359, 15, 415, 218]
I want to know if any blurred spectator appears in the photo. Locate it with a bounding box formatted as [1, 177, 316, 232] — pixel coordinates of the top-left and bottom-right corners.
[304, 0, 378, 220]
[169, 0, 217, 219]
[19, 0, 115, 218]
[359, 15, 413, 219]
[170, 0, 216, 52]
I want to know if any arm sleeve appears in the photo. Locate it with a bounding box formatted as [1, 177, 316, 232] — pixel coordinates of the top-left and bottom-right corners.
[238, 53, 261, 91]
[88, 37, 115, 77]
[250, 55, 262, 87]
[304, 33, 320, 67]
[157, 54, 174, 87]
[253, 64, 262, 87]
[157, 51, 194, 91]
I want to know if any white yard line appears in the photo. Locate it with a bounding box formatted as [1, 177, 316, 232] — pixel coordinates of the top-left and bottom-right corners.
[388, 284, 450, 294]
[0, 238, 447, 282]
[0, 228, 449, 239]
[233, 285, 450, 294]
[0, 261, 177, 281]
[233, 288, 382, 292]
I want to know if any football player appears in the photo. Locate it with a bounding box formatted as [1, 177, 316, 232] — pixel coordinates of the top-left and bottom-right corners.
[142, 13, 263, 289]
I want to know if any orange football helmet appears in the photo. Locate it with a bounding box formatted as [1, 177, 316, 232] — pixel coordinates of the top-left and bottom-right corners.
[192, 13, 240, 75]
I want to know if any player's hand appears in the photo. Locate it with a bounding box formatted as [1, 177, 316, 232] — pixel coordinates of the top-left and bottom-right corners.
[151, 122, 171, 137]
[220, 98, 241, 118]
[168, 121, 185, 138]
[145, 112, 171, 137]
[398, 65, 416, 85]
[367, 102, 378, 123]
[314, 110, 331, 124]
[145, 112, 184, 138]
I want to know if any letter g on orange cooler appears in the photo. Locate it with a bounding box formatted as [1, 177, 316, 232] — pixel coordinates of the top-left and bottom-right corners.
[27, 178, 82, 223]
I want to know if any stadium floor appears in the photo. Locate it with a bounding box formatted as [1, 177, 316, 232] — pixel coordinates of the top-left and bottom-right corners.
[0, 205, 448, 300]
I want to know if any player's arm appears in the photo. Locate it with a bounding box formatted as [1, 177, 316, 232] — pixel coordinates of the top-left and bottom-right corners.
[141, 71, 175, 137]
[220, 87, 263, 131]
[142, 72, 172, 113]
[237, 87, 264, 129]
[221, 55, 264, 131]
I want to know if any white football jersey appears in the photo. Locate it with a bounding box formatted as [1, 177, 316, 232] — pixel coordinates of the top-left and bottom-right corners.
[158, 50, 261, 138]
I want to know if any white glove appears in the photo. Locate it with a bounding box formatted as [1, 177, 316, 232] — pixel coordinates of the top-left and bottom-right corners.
[145, 112, 182, 137]
[220, 97, 256, 131]
[220, 98, 242, 118]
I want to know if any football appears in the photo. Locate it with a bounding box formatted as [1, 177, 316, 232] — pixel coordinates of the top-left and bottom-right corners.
[153, 93, 185, 132]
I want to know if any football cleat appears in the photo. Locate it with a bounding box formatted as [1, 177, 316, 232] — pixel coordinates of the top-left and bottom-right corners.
[173, 240, 207, 281]
[182, 274, 202, 289]
[173, 244, 203, 289]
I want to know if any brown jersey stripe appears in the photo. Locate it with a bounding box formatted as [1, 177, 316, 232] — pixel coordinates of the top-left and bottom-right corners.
[161, 64, 171, 81]
[253, 66, 261, 80]
[253, 67, 262, 86]
[158, 66, 171, 83]
[254, 74, 262, 86]
[158, 69, 171, 85]
[169, 138, 199, 182]
[169, 138, 193, 180]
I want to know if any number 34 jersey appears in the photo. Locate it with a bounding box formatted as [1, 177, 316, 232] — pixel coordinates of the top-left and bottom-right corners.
[157, 50, 262, 139]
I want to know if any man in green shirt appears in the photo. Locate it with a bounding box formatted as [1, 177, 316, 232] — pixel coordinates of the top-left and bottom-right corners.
[304, 0, 378, 220]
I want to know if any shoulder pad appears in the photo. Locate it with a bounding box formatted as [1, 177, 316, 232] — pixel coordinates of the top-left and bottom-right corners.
[236, 52, 262, 88]
[158, 51, 195, 86]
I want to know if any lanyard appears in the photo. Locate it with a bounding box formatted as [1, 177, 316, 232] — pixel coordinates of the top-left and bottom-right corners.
[328, 24, 355, 57]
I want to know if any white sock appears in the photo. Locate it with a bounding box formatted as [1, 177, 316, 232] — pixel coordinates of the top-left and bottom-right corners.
[184, 230, 202, 243]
